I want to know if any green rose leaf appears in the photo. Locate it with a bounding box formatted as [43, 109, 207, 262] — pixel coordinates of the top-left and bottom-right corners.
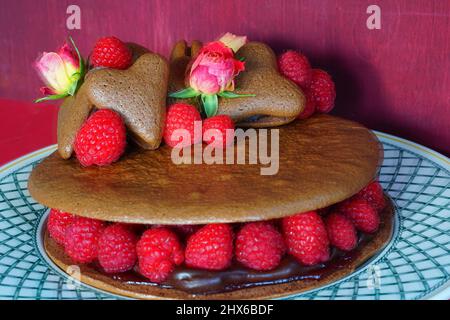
[218, 91, 255, 99]
[201, 94, 218, 118]
[169, 87, 200, 99]
[34, 93, 69, 103]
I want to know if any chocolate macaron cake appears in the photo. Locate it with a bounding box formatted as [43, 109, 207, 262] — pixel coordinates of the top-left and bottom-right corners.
[29, 33, 394, 299]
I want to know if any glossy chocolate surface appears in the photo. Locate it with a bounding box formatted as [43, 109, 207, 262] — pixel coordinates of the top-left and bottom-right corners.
[106, 232, 374, 294]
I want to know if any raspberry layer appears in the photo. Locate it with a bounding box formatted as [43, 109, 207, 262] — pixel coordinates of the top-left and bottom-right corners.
[111, 233, 374, 294]
[44, 197, 394, 298]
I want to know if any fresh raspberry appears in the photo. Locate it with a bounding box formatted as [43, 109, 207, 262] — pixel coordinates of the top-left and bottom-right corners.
[325, 212, 357, 251]
[64, 217, 106, 263]
[136, 228, 184, 283]
[163, 103, 202, 148]
[91, 36, 132, 69]
[297, 88, 316, 119]
[202, 115, 235, 148]
[236, 222, 286, 271]
[278, 50, 312, 89]
[309, 69, 336, 113]
[338, 198, 380, 233]
[185, 224, 233, 270]
[74, 109, 126, 166]
[98, 224, 137, 273]
[282, 211, 330, 266]
[47, 209, 74, 245]
[354, 181, 386, 211]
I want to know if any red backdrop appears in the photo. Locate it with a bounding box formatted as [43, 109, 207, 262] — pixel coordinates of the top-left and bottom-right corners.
[0, 0, 449, 164]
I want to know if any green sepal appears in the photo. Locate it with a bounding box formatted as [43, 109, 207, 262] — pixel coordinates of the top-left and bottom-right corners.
[169, 87, 200, 99]
[69, 36, 85, 77]
[67, 80, 78, 96]
[34, 93, 69, 103]
[66, 72, 81, 96]
[67, 36, 85, 97]
[201, 94, 218, 117]
[218, 91, 255, 99]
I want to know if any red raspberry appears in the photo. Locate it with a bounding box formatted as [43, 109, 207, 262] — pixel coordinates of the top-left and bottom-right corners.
[338, 198, 380, 233]
[98, 224, 137, 273]
[185, 224, 233, 270]
[47, 209, 74, 245]
[64, 217, 106, 263]
[297, 88, 316, 119]
[354, 181, 386, 211]
[282, 211, 330, 266]
[236, 222, 286, 271]
[163, 103, 202, 148]
[202, 115, 235, 148]
[309, 69, 336, 113]
[278, 50, 312, 89]
[325, 212, 357, 251]
[136, 228, 184, 283]
[91, 36, 132, 69]
[74, 109, 126, 167]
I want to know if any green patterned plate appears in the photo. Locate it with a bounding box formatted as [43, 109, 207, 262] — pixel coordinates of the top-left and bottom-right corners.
[0, 132, 449, 300]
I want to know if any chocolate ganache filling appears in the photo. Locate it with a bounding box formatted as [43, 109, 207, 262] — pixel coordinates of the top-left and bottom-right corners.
[45, 197, 394, 296]
[109, 233, 374, 294]
[98, 200, 394, 295]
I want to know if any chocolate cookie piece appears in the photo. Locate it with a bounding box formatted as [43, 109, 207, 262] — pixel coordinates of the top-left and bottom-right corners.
[168, 41, 305, 127]
[57, 89, 91, 159]
[43, 196, 395, 299]
[168, 40, 203, 106]
[29, 115, 383, 224]
[218, 42, 305, 127]
[57, 52, 169, 159]
[126, 42, 151, 61]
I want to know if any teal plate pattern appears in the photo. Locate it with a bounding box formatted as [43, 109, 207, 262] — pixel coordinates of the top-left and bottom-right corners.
[0, 132, 449, 300]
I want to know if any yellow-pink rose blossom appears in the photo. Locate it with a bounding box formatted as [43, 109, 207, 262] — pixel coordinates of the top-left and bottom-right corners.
[35, 42, 81, 96]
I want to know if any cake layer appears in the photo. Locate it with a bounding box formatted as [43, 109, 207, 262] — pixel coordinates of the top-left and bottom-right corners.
[29, 114, 382, 224]
[43, 196, 394, 299]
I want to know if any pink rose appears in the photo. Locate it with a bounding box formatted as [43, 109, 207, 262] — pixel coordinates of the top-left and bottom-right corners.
[35, 42, 81, 96]
[169, 33, 252, 118]
[189, 40, 246, 95]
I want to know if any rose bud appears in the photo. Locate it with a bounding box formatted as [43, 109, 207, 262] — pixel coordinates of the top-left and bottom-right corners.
[34, 39, 83, 101]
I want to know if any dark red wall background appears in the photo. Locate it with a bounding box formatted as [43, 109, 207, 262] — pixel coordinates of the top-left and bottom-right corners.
[0, 0, 449, 160]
